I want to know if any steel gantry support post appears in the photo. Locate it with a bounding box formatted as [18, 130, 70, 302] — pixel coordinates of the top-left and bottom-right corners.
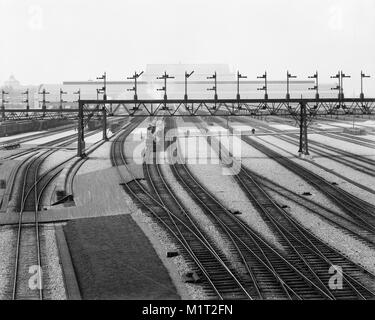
[237, 71, 247, 100]
[360, 71, 370, 100]
[102, 106, 108, 141]
[1, 90, 8, 121]
[286, 71, 297, 100]
[39, 89, 49, 118]
[127, 71, 144, 101]
[59, 89, 67, 112]
[207, 72, 218, 109]
[77, 100, 86, 158]
[184, 71, 194, 111]
[23, 89, 30, 117]
[298, 101, 309, 156]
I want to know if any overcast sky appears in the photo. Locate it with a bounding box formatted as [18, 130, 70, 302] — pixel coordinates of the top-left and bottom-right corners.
[1, 0, 374, 95]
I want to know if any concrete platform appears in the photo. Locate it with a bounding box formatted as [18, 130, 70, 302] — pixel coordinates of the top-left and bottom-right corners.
[0, 166, 142, 225]
[0, 160, 22, 212]
[63, 215, 180, 299]
[343, 127, 368, 135]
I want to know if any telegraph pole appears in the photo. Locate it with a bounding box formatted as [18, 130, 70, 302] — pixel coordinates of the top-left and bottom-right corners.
[286, 71, 297, 100]
[308, 71, 319, 100]
[1, 90, 9, 120]
[207, 72, 218, 109]
[59, 88, 67, 111]
[127, 71, 144, 101]
[360, 71, 370, 99]
[77, 100, 85, 158]
[97, 72, 111, 115]
[74, 89, 81, 103]
[96, 72, 107, 100]
[330, 71, 341, 100]
[96, 88, 101, 100]
[184, 71, 194, 100]
[184, 71, 194, 112]
[237, 71, 247, 100]
[39, 89, 49, 117]
[157, 71, 175, 110]
[257, 71, 268, 100]
[22, 89, 30, 117]
[340, 71, 350, 100]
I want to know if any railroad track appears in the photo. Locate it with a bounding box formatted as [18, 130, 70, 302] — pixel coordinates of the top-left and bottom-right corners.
[225, 116, 375, 243]
[242, 135, 375, 230]
[8, 127, 105, 299]
[246, 170, 375, 247]
[210, 116, 375, 232]
[265, 115, 375, 148]
[186, 117, 375, 299]
[321, 132, 375, 149]
[111, 120, 256, 300]
[233, 116, 375, 170]
[234, 165, 375, 299]
[9, 129, 102, 212]
[263, 130, 375, 176]
[1, 130, 80, 161]
[165, 117, 358, 299]
[0, 125, 80, 161]
[287, 134, 374, 173]
[63, 119, 132, 197]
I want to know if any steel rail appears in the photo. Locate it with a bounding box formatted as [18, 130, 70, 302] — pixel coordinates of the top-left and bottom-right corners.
[110, 124, 252, 299]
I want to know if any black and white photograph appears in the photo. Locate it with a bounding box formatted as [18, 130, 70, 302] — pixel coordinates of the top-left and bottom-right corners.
[0, 0, 374, 313]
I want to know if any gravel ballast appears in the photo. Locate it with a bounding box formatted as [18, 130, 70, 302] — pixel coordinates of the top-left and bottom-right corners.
[252, 134, 375, 207]
[0, 224, 66, 300]
[175, 118, 284, 251]
[159, 163, 249, 276]
[40, 224, 67, 299]
[0, 226, 16, 299]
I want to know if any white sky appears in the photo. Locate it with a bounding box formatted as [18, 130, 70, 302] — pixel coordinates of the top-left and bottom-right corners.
[1, 0, 374, 96]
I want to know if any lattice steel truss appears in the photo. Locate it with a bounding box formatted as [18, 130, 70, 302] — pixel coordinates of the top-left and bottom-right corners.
[1, 97, 374, 157]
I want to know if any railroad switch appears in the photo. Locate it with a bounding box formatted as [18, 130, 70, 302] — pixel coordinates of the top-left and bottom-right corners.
[229, 210, 242, 215]
[166, 251, 179, 258]
[183, 272, 202, 284]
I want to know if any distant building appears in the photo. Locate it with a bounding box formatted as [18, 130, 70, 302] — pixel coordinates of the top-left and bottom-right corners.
[3, 75, 21, 89]
[1, 75, 38, 109]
